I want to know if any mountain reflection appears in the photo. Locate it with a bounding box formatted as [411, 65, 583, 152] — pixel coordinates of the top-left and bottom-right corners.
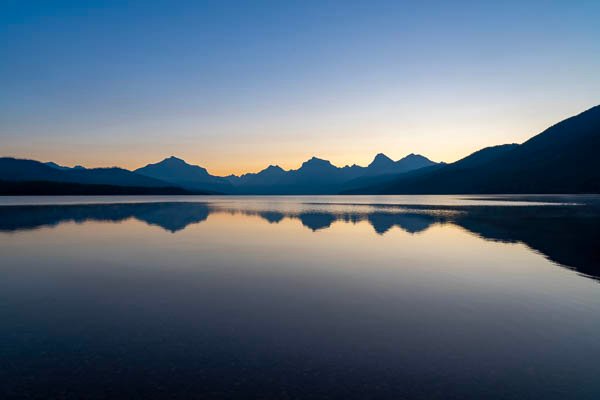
[0, 202, 211, 233]
[1, 201, 598, 281]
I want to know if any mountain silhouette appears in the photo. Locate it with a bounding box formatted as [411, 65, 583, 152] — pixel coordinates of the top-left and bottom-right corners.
[0, 153, 436, 195]
[368, 153, 395, 172]
[45, 161, 86, 171]
[226, 153, 437, 194]
[4, 104, 598, 195]
[341, 153, 442, 192]
[228, 165, 287, 186]
[135, 156, 231, 192]
[287, 157, 353, 188]
[44, 161, 70, 171]
[0, 157, 178, 188]
[366, 153, 437, 176]
[448, 144, 519, 169]
[394, 153, 438, 171]
[342, 144, 518, 193]
[227, 157, 355, 194]
[346, 105, 600, 194]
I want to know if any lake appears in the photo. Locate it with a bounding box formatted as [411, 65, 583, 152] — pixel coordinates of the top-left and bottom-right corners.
[1, 195, 599, 399]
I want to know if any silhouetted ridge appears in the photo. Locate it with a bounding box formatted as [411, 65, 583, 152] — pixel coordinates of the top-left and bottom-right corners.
[135, 156, 231, 192]
[45, 161, 87, 171]
[0, 157, 173, 188]
[368, 153, 395, 172]
[262, 165, 284, 173]
[11, 105, 599, 195]
[3, 151, 438, 195]
[45, 161, 70, 170]
[300, 157, 336, 170]
[345, 104, 600, 194]
[450, 144, 519, 169]
[231, 165, 288, 186]
[224, 153, 437, 194]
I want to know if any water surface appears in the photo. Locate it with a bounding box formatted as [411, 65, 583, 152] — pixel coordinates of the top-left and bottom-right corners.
[1, 195, 599, 399]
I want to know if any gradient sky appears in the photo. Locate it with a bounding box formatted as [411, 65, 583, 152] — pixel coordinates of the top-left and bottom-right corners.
[1, 0, 599, 175]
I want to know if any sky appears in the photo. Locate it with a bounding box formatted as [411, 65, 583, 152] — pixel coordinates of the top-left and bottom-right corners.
[1, 0, 599, 176]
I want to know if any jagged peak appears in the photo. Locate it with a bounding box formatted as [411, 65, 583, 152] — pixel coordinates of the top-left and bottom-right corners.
[301, 156, 333, 167]
[136, 156, 211, 176]
[374, 152, 392, 160]
[368, 153, 394, 168]
[237, 164, 285, 179]
[154, 156, 210, 171]
[264, 164, 284, 172]
[163, 155, 187, 163]
[342, 163, 360, 169]
[254, 164, 285, 176]
[398, 153, 431, 162]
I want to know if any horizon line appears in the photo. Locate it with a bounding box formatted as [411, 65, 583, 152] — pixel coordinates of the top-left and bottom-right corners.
[3, 151, 447, 178]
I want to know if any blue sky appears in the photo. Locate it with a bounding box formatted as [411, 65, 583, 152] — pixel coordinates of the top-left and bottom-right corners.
[1, 0, 599, 175]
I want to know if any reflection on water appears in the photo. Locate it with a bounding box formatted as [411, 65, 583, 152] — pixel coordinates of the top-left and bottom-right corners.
[1, 196, 600, 399]
[1, 198, 598, 280]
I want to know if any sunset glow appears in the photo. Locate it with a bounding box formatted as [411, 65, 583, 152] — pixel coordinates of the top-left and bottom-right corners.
[2, 1, 599, 175]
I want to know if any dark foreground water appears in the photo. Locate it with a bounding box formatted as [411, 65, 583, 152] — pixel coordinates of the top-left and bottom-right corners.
[1, 195, 599, 399]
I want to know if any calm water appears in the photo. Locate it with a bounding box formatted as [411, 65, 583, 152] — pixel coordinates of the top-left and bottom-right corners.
[1, 195, 599, 399]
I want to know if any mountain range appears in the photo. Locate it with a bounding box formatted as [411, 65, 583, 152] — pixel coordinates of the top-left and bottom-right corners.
[0, 152, 436, 195]
[1, 104, 598, 195]
[345, 104, 600, 194]
[131, 152, 437, 194]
